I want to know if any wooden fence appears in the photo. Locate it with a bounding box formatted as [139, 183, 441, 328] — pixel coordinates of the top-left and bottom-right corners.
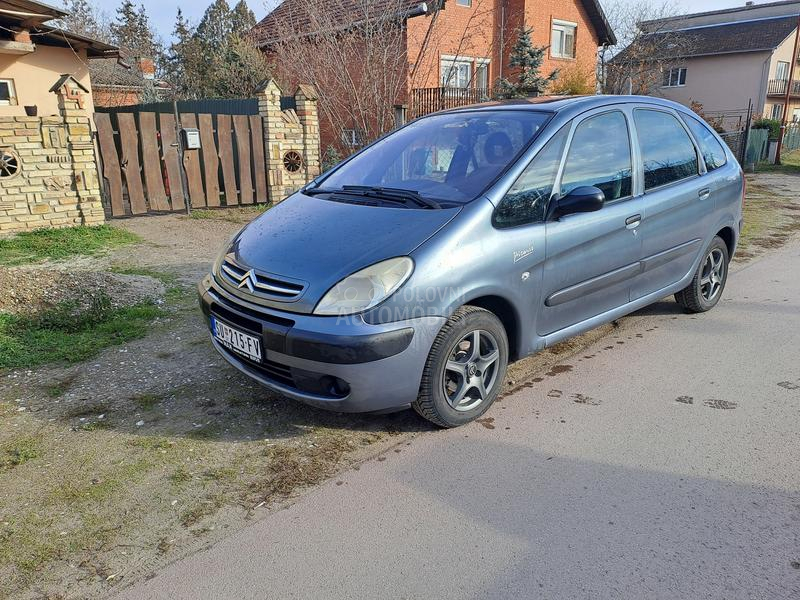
[94, 109, 268, 217]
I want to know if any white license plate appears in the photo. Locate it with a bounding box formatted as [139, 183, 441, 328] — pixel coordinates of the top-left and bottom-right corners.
[211, 317, 262, 362]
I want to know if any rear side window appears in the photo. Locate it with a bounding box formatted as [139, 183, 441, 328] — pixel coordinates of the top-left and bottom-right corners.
[680, 113, 728, 172]
[494, 125, 569, 228]
[560, 111, 633, 202]
[634, 109, 699, 190]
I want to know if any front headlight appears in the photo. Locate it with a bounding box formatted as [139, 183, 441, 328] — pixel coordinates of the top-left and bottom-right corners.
[314, 257, 414, 316]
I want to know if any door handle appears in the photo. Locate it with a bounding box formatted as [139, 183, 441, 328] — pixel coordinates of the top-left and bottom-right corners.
[698, 188, 711, 200]
[625, 214, 642, 229]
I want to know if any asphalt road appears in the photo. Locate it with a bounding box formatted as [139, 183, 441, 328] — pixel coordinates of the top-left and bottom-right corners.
[119, 241, 800, 600]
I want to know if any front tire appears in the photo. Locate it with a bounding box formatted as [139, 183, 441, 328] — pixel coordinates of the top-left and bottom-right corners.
[675, 236, 729, 313]
[413, 306, 508, 428]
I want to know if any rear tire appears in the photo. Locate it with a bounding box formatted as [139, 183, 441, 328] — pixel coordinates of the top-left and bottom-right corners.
[675, 236, 729, 313]
[413, 306, 508, 428]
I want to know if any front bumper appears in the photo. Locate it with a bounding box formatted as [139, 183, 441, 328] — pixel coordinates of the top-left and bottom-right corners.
[198, 275, 445, 413]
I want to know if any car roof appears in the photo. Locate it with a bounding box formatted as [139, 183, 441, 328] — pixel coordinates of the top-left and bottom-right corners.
[440, 95, 692, 118]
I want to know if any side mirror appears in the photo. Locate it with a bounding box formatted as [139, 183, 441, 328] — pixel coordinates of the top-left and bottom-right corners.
[553, 186, 605, 219]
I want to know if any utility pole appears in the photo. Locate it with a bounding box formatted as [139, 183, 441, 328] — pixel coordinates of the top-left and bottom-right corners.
[172, 99, 191, 215]
[776, 13, 800, 165]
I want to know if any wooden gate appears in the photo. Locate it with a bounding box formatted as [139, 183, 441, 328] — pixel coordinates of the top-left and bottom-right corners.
[94, 109, 268, 217]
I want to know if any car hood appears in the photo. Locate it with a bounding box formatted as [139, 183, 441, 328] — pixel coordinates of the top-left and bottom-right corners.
[225, 193, 462, 314]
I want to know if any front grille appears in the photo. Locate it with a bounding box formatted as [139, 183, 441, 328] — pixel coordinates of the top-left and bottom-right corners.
[219, 254, 306, 302]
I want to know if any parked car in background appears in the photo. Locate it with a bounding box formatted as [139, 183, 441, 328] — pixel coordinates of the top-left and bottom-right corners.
[199, 95, 744, 427]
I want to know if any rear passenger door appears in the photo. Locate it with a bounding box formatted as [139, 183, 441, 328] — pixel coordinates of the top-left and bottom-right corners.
[630, 108, 713, 301]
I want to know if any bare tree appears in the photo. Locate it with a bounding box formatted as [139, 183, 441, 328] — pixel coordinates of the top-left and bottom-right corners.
[600, 0, 697, 95]
[267, 0, 518, 154]
[269, 0, 415, 153]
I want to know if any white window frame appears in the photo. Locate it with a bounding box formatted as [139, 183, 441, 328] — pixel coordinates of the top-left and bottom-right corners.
[775, 60, 790, 81]
[441, 55, 473, 89]
[475, 59, 490, 90]
[0, 79, 17, 106]
[662, 67, 687, 88]
[771, 103, 783, 121]
[455, 0, 472, 6]
[341, 128, 365, 148]
[551, 19, 577, 59]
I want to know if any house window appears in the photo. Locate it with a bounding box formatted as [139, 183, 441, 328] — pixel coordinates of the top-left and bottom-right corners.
[341, 129, 366, 148]
[662, 67, 687, 87]
[551, 20, 577, 59]
[776, 61, 790, 81]
[441, 57, 472, 89]
[0, 79, 17, 106]
[456, 0, 472, 5]
[771, 104, 783, 120]
[475, 59, 490, 90]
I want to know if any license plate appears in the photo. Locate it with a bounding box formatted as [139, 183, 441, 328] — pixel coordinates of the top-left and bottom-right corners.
[211, 317, 262, 362]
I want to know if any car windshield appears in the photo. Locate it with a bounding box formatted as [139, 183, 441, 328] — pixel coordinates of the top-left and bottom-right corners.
[314, 110, 551, 204]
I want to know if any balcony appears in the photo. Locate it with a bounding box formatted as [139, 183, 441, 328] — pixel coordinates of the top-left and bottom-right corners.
[410, 87, 491, 119]
[767, 79, 800, 97]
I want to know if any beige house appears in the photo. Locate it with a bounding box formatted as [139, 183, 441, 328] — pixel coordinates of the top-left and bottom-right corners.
[0, 0, 117, 233]
[622, 1, 800, 123]
[0, 0, 117, 117]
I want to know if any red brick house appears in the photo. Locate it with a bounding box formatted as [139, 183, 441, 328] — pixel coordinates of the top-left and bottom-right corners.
[252, 0, 615, 152]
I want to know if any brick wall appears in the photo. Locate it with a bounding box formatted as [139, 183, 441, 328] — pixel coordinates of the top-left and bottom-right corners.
[257, 80, 321, 203]
[0, 85, 104, 234]
[407, 0, 601, 92]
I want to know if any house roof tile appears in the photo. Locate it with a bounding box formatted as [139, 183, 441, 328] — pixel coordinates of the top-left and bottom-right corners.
[631, 15, 799, 59]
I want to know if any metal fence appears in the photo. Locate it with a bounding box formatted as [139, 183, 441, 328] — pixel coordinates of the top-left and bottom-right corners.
[410, 87, 492, 119]
[783, 123, 800, 153]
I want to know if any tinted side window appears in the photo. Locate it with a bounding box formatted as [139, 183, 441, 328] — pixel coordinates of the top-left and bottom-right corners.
[560, 111, 632, 201]
[494, 125, 569, 228]
[634, 109, 699, 190]
[680, 113, 728, 172]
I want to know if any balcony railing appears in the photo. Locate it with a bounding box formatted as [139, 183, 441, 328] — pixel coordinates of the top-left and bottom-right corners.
[410, 87, 492, 119]
[767, 79, 800, 96]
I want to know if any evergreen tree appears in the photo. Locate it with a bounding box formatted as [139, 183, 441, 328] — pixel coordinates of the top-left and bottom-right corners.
[166, 0, 269, 100]
[110, 0, 161, 60]
[110, 0, 139, 50]
[196, 0, 233, 55]
[496, 27, 558, 98]
[230, 0, 257, 36]
[165, 9, 207, 98]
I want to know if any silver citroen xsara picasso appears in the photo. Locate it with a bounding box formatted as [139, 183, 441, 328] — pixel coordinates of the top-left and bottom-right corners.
[199, 96, 744, 427]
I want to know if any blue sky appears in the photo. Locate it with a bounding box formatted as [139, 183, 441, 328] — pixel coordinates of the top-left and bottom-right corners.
[83, 0, 779, 41]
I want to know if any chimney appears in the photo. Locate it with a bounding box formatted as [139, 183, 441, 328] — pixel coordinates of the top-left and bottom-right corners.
[137, 57, 156, 81]
[13, 29, 32, 44]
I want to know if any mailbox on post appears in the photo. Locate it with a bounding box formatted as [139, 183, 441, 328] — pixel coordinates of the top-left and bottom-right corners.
[181, 127, 201, 150]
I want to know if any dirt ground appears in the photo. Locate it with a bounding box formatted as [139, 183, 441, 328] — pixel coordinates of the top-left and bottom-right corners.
[1, 172, 798, 599]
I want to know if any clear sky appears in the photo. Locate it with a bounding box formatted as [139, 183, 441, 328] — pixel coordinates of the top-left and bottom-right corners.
[83, 0, 783, 42]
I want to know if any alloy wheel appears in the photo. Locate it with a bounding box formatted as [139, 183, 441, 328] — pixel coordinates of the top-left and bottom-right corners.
[700, 248, 725, 302]
[442, 330, 501, 412]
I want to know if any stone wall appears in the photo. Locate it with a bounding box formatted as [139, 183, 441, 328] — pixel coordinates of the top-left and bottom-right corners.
[258, 80, 321, 203]
[0, 84, 104, 234]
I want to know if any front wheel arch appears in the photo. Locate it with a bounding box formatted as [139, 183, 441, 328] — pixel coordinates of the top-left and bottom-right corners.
[461, 295, 520, 361]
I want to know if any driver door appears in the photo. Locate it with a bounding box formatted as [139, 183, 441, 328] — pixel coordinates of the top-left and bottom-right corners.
[537, 109, 645, 337]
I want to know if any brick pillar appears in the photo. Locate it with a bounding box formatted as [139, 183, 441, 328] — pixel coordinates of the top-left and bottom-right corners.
[55, 83, 105, 226]
[257, 79, 287, 205]
[295, 84, 321, 182]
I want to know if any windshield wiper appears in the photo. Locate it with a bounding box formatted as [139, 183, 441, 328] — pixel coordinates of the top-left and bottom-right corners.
[340, 186, 442, 209]
[302, 186, 339, 196]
